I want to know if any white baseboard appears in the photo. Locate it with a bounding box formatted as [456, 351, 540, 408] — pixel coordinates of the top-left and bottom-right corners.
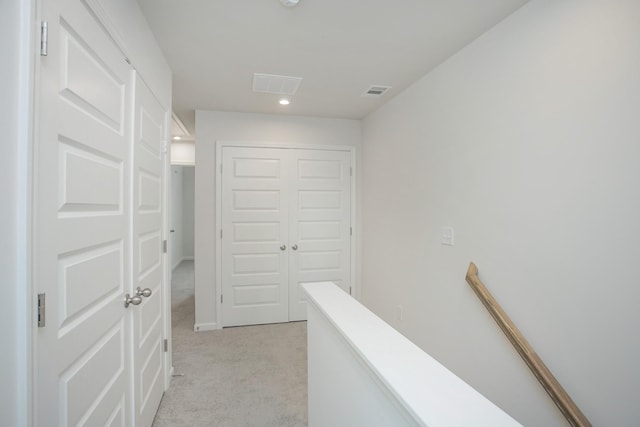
[171, 256, 194, 271]
[194, 322, 217, 332]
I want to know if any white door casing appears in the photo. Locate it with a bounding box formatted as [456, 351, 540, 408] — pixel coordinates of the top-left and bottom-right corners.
[131, 74, 167, 427]
[219, 145, 353, 327]
[36, 0, 133, 424]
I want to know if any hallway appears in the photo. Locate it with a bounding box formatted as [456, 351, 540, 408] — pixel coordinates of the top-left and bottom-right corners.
[153, 261, 308, 426]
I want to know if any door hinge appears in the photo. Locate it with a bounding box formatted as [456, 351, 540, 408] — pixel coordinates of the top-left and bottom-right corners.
[350, 226, 353, 236]
[162, 239, 168, 253]
[220, 229, 222, 239]
[350, 167, 353, 177]
[37, 293, 46, 327]
[220, 163, 223, 174]
[221, 294, 223, 304]
[163, 339, 168, 352]
[40, 21, 48, 56]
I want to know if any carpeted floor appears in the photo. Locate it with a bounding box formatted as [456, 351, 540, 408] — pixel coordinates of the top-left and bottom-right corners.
[152, 261, 308, 427]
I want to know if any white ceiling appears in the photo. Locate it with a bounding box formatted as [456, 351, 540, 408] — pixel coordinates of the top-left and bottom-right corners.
[137, 0, 530, 135]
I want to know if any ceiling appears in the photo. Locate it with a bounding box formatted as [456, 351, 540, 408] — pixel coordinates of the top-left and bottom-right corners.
[137, 0, 530, 136]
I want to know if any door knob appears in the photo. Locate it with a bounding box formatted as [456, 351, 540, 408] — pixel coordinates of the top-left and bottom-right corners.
[124, 294, 142, 308]
[280, 244, 286, 251]
[292, 244, 298, 250]
[136, 287, 152, 298]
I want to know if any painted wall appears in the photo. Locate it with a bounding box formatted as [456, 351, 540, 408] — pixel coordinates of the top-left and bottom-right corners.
[194, 110, 362, 330]
[182, 167, 195, 258]
[0, 1, 32, 424]
[170, 165, 195, 269]
[361, 0, 640, 425]
[171, 166, 184, 269]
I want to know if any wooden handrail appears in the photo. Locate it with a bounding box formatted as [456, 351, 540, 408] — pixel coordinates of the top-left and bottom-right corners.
[465, 262, 592, 427]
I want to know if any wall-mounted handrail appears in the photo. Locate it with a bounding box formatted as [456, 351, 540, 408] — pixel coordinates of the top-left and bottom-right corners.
[465, 262, 592, 427]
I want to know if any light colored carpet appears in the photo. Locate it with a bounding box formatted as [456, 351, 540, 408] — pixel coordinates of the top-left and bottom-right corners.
[152, 261, 308, 427]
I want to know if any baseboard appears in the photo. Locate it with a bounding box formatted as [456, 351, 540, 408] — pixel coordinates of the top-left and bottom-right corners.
[171, 256, 193, 271]
[194, 322, 217, 332]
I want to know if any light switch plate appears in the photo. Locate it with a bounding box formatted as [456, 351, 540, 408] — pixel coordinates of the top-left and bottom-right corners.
[441, 226, 454, 246]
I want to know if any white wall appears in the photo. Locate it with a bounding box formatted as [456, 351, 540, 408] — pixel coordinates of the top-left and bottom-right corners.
[1, 1, 33, 424]
[170, 165, 195, 269]
[182, 167, 195, 258]
[171, 166, 184, 269]
[361, 1, 640, 426]
[194, 110, 362, 330]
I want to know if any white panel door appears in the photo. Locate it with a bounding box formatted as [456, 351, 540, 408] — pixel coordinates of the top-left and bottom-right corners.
[221, 147, 290, 326]
[131, 74, 167, 427]
[221, 146, 352, 326]
[36, 0, 133, 425]
[289, 149, 352, 321]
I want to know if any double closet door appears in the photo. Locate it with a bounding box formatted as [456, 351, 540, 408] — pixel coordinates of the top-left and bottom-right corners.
[36, 0, 167, 425]
[221, 146, 352, 327]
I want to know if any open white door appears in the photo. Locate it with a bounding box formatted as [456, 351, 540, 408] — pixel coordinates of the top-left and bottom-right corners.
[36, 0, 133, 424]
[131, 74, 167, 426]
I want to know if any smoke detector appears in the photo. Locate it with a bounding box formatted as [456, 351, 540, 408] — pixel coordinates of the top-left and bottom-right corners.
[280, 0, 300, 7]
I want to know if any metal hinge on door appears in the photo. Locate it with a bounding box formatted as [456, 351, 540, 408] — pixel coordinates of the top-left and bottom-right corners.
[37, 293, 46, 327]
[40, 21, 48, 56]
[164, 339, 168, 352]
[221, 294, 223, 304]
[162, 239, 168, 253]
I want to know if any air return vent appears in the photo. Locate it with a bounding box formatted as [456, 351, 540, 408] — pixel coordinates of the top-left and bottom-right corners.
[252, 73, 303, 95]
[362, 85, 391, 98]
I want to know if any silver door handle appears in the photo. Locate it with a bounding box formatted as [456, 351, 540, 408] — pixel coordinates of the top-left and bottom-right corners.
[280, 244, 286, 251]
[292, 244, 298, 250]
[136, 287, 152, 298]
[124, 294, 142, 308]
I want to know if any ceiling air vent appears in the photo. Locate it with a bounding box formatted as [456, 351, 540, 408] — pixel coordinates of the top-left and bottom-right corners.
[252, 73, 303, 95]
[362, 85, 392, 98]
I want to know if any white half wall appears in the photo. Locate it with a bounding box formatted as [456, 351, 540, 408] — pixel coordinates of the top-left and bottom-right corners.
[361, 0, 640, 426]
[194, 111, 362, 330]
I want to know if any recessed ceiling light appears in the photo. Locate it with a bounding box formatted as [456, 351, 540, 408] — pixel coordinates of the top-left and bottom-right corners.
[173, 136, 182, 140]
[279, 99, 290, 106]
[280, 0, 300, 7]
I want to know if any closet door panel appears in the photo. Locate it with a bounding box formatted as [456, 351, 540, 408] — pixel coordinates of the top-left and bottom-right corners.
[289, 150, 352, 321]
[221, 147, 290, 326]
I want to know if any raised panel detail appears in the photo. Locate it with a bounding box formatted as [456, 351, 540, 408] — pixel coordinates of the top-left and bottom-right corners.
[139, 337, 163, 410]
[234, 158, 280, 178]
[59, 242, 123, 333]
[139, 109, 162, 158]
[233, 190, 280, 211]
[59, 142, 121, 214]
[139, 232, 161, 276]
[299, 191, 341, 210]
[60, 24, 124, 132]
[233, 222, 280, 243]
[299, 251, 341, 272]
[138, 288, 161, 345]
[139, 171, 161, 212]
[233, 254, 279, 275]
[299, 221, 341, 241]
[233, 285, 280, 306]
[60, 322, 124, 426]
[298, 159, 341, 179]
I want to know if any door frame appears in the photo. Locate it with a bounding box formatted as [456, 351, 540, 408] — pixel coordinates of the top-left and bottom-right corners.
[214, 140, 358, 329]
[28, 0, 173, 424]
